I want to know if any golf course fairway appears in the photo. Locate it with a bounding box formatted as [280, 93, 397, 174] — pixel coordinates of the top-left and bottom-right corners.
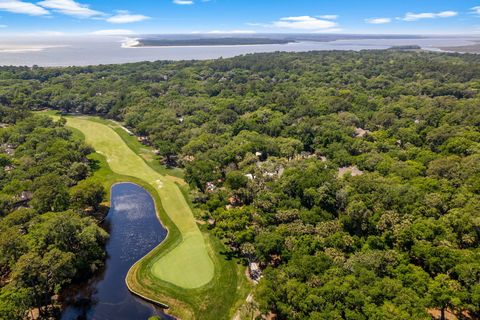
[65, 116, 215, 289]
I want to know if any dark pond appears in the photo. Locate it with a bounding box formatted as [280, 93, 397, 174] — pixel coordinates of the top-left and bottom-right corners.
[61, 183, 172, 320]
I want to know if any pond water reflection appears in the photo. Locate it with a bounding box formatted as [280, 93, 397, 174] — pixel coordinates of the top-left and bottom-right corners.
[61, 183, 171, 320]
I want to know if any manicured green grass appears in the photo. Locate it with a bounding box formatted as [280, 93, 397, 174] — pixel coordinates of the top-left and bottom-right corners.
[54, 114, 252, 319]
[65, 116, 214, 289]
[88, 118, 184, 179]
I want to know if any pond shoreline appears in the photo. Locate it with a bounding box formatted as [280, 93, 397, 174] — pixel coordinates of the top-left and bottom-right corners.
[60, 182, 170, 320]
[55, 114, 250, 319]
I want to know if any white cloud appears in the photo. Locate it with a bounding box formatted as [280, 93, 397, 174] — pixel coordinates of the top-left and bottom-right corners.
[365, 17, 391, 24]
[38, 0, 103, 18]
[271, 16, 337, 30]
[91, 29, 135, 35]
[401, 11, 458, 22]
[0, 0, 49, 16]
[173, 0, 193, 5]
[471, 6, 480, 15]
[0, 24, 6, 27]
[318, 15, 338, 20]
[436, 11, 458, 18]
[106, 10, 150, 24]
[245, 22, 265, 27]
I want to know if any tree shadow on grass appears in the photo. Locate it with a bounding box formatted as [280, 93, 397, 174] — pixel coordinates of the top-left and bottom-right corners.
[89, 158, 101, 172]
[219, 250, 240, 261]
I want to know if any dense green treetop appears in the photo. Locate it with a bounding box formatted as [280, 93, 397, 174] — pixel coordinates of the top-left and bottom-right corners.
[0, 50, 479, 319]
[0, 109, 107, 319]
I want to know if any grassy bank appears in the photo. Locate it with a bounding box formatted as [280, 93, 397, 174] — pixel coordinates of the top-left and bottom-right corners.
[58, 115, 250, 319]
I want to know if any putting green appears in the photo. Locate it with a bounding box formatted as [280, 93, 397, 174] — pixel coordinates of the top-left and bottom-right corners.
[66, 117, 214, 289]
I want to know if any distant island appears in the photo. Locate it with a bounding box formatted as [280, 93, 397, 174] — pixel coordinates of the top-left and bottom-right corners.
[124, 34, 426, 49]
[387, 45, 422, 51]
[135, 37, 294, 47]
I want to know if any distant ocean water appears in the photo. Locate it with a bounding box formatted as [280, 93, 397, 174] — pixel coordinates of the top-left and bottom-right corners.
[0, 35, 477, 67]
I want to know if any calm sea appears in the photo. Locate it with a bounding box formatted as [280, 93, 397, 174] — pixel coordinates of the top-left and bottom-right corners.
[0, 35, 477, 67]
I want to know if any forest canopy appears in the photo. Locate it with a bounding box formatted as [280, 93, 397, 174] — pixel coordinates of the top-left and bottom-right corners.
[0, 50, 479, 319]
[0, 109, 107, 319]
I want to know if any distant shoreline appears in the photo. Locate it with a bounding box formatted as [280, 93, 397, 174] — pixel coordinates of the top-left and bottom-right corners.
[0, 35, 478, 67]
[124, 43, 295, 49]
[131, 37, 294, 48]
[0, 44, 69, 53]
[438, 42, 480, 54]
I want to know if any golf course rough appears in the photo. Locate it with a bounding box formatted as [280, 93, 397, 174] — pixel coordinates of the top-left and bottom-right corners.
[66, 117, 215, 289]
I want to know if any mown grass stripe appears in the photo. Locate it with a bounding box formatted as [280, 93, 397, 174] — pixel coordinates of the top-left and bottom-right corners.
[65, 116, 214, 289]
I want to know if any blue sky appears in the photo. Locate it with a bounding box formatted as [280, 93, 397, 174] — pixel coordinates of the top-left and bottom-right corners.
[0, 0, 479, 35]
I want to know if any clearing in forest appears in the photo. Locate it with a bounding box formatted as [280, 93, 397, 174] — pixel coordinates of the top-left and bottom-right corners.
[65, 116, 215, 289]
